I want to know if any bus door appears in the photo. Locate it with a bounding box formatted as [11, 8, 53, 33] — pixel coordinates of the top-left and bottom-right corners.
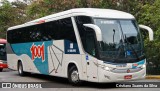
[84, 30, 98, 82]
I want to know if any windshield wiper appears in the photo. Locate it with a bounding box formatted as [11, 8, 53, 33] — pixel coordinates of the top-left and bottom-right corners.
[113, 29, 115, 43]
[118, 20, 140, 60]
[124, 35, 139, 60]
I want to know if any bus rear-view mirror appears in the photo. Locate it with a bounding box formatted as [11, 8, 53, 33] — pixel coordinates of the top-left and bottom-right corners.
[139, 25, 154, 41]
[83, 24, 102, 41]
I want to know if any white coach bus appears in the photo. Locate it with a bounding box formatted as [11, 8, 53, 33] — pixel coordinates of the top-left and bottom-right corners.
[7, 8, 153, 84]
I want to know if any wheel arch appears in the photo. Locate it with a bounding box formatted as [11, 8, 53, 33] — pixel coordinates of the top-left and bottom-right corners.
[67, 61, 82, 80]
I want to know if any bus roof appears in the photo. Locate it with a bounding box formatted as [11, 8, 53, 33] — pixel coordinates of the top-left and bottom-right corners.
[0, 39, 7, 44]
[8, 8, 135, 30]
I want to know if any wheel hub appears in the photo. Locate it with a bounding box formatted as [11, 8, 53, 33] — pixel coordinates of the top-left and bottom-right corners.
[71, 70, 79, 82]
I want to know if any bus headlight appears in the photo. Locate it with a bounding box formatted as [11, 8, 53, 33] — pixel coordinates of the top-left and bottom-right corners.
[101, 66, 110, 71]
[98, 64, 111, 71]
[104, 67, 110, 71]
[141, 64, 146, 69]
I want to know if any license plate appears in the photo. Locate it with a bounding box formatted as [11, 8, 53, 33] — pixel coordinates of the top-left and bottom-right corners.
[124, 75, 132, 79]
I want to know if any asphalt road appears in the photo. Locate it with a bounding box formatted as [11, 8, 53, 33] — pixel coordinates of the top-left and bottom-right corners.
[0, 68, 160, 91]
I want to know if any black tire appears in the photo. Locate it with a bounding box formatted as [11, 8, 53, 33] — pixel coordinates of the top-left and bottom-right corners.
[68, 65, 81, 85]
[0, 68, 3, 72]
[18, 61, 26, 76]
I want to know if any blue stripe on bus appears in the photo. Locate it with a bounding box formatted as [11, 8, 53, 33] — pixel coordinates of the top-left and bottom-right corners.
[11, 41, 52, 74]
[132, 59, 145, 69]
[10, 40, 80, 74]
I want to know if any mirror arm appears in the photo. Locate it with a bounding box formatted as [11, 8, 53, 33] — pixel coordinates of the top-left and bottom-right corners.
[139, 25, 153, 41]
[83, 24, 102, 41]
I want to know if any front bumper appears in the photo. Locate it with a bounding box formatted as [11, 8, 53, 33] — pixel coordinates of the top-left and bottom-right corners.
[98, 67, 146, 83]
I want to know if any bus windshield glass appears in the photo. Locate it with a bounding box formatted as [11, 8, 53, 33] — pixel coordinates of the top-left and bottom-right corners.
[0, 44, 6, 60]
[94, 19, 144, 63]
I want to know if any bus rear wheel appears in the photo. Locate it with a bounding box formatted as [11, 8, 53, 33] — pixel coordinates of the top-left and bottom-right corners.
[0, 68, 3, 72]
[68, 65, 81, 85]
[18, 61, 26, 76]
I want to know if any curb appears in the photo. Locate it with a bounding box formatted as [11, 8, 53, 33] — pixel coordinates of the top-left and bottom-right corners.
[146, 75, 160, 79]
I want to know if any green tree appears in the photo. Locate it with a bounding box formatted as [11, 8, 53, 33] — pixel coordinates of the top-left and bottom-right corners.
[0, 0, 27, 38]
[137, 0, 160, 74]
[0, 0, 13, 38]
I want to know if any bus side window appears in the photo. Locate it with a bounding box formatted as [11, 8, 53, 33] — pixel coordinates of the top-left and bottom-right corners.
[75, 16, 97, 57]
[85, 30, 96, 57]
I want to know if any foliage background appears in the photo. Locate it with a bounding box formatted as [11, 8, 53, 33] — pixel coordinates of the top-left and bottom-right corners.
[0, 0, 160, 74]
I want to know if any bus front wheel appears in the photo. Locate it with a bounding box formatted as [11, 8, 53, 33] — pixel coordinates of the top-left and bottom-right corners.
[68, 65, 81, 85]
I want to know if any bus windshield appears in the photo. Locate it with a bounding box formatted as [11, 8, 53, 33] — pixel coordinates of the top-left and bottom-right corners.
[94, 19, 144, 63]
[0, 44, 6, 60]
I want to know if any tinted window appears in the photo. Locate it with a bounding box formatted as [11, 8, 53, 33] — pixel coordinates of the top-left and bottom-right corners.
[85, 31, 96, 56]
[7, 17, 77, 43]
[75, 16, 97, 56]
[0, 44, 6, 60]
[44, 18, 77, 43]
